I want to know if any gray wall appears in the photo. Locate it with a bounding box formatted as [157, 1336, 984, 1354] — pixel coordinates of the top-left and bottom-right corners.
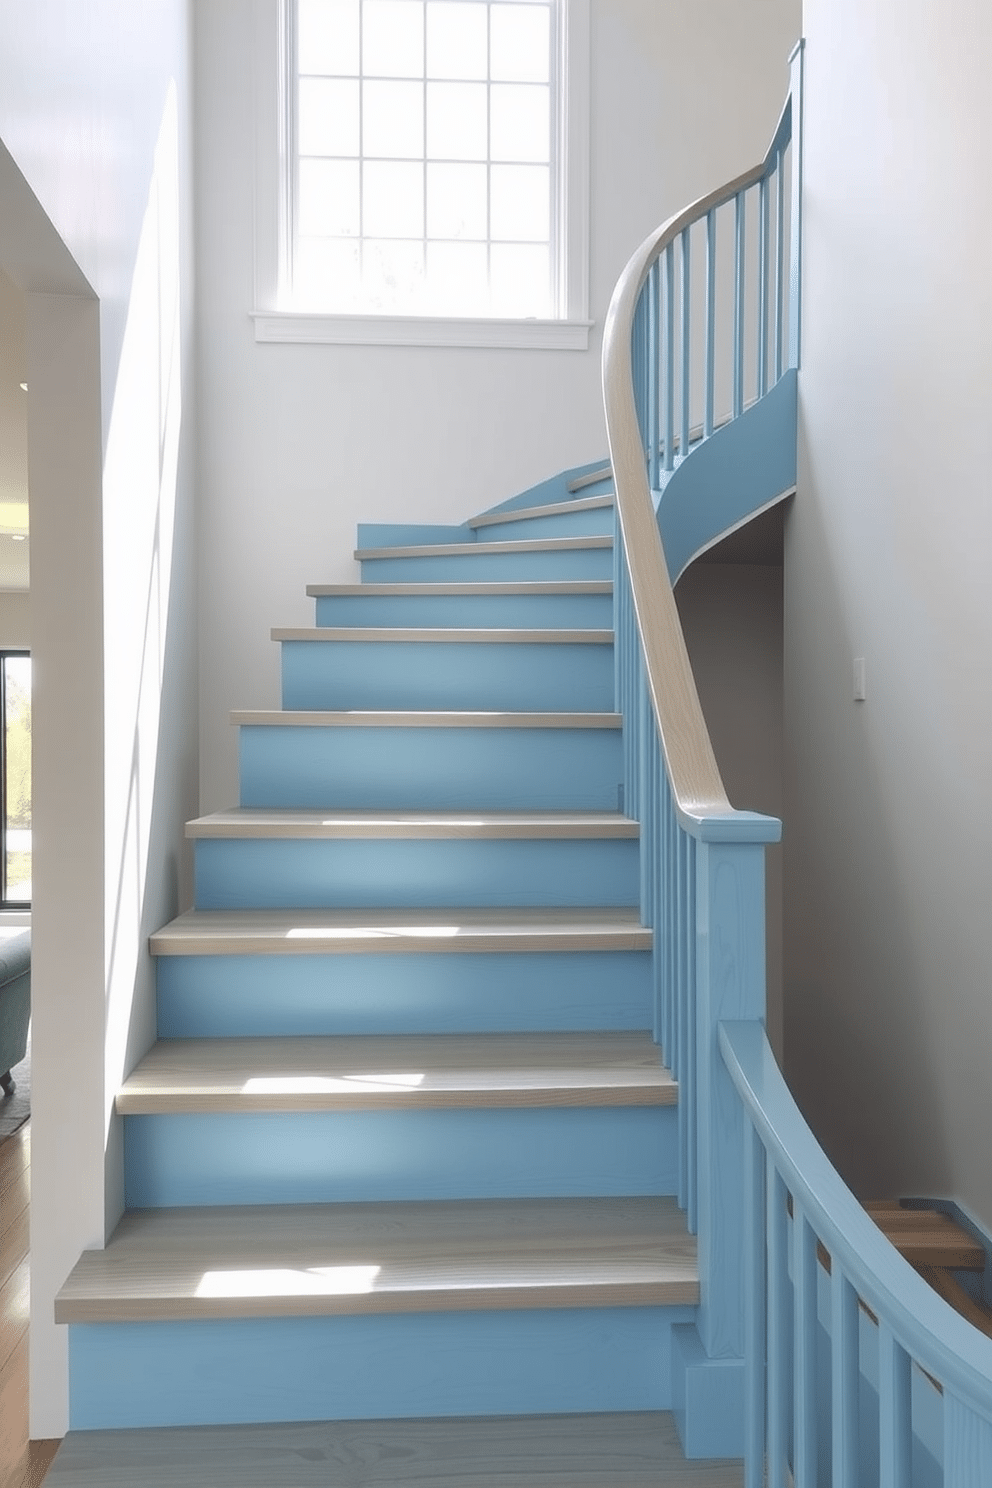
[195, 0, 801, 810]
[787, 0, 992, 1227]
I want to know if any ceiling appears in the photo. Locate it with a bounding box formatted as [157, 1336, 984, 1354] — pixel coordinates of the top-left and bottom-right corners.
[0, 266, 29, 591]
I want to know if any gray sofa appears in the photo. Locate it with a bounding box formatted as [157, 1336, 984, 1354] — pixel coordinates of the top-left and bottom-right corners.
[0, 930, 30, 1097]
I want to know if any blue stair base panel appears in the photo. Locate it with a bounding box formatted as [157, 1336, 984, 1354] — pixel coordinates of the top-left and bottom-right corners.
[76, 470, 706, 1434]
[69, 1307, 694, 1431]
[155, 950, 654, 1038]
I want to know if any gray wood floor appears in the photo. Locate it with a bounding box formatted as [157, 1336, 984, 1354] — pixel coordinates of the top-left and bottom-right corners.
[46, 1412, 745, 1486]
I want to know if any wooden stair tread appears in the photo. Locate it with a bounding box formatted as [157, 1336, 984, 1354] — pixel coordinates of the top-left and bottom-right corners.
[46, 1412, 742, 1487]
[306, 581, 613, 596]
[271, 626, 614, 644]
[915, 1265, 992, 1342]
[185, 809, 639, 840]
[354, 536, 612, 559]
[118, 1032, 677, 1114]
[150, 906, 653, 957]
[568, 464, 613, 493]
[55, 1197, 697, 1323]
[865, 1202, 985, 1270]
[468, 494, 614, 530]
[231, 709, 622, 729]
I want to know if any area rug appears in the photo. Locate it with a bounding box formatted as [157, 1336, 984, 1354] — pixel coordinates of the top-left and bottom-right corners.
[0, 1029, 30, 1142]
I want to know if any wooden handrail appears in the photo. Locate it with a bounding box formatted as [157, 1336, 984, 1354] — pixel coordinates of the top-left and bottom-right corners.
[601, 86, 796, 841]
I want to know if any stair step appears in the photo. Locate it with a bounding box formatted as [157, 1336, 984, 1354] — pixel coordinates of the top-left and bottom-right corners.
[354, 537, 612, 560]
[865, 1202, 986, 1270]
[915, 1265, 992, 1341]
[469, 494, 614, 531]
[232, 713, 624, 812]
[186, 809, 638, 840]
[306, 581, 613, 596]
[151, 907, 652, 957]
[272, 627, 613, 644]
[118, 1032, 677, 1115]
[46, 1411, 743, 1488]
[56, 1196, 696, 1323]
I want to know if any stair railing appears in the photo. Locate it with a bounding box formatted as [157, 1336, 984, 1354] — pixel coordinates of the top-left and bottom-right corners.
[601, 45, 802, 1402]
[721, 1020, 992, 1486]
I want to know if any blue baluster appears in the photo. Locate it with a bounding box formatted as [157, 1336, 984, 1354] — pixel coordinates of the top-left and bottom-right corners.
[662, 243, 675, 473]
[733, 190, 745, 419]
[766, 1162, 789, 1488]
[680, 227, 691, 461]
[743, 1122, 766, 1488]
[793, 1209, 817, 1486]
[775, 154, 785, 383]
[878, 1324, 911, 1488]
[832, 1266, 860, 1488]
[758, 173, 770, 398]
[704, 209, 716, 439]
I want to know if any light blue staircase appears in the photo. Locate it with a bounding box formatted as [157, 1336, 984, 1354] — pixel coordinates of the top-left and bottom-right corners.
[55, 467, 705, 1435]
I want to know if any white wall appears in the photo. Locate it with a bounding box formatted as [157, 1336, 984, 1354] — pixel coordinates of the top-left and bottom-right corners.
[787, 0, 992, 1227]
[0, 0, 198, 1436]
[196, 0, 802, 810]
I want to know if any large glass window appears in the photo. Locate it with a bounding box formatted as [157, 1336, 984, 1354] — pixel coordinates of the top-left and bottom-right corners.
[1, 654, 30, 907]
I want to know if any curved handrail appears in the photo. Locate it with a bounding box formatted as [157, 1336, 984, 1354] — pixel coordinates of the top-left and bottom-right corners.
[720, 1020, 992, 1436]
[602, 97, 793, 840]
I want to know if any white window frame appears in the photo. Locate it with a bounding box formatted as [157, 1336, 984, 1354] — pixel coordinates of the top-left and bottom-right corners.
[251, 0, 590, 349]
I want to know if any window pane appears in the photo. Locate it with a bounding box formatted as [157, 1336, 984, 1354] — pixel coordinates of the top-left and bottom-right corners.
[299, 0, 360, 75]
[427, 162, 487, 239]
[426, 241, 488, 313]
[299, 158, 361, 235]
[491, 83, 548, 162]
[490, 242, 549, 316]
[427, 82, 488, 162]
[363, 239, 425, 311]
[364, 160, 424, 237]
[299, 78, 360, 155]
[4, 657, 30, 905]
[294, 238, 361, 307]
[490, 3, 549, 83]
[363, 0, 424, 77]
[426, 2, 487, 80]
[491, 163, 549, 241]
[363, 79, 424, 157]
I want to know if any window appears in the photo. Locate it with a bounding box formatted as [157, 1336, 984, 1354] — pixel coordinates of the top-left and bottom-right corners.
[0, 654, 30, 908]
[252, 0, 590, 347]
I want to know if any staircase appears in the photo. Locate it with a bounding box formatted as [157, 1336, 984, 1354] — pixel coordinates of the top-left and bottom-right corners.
[50, 470, 742, 1481]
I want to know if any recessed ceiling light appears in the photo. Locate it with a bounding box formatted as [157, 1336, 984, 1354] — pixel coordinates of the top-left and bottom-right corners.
[11, 535, 25, 543]
[18, 383, 27, 392]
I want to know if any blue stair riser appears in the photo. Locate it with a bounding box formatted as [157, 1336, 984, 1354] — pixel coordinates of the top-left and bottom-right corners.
[239, 725, 623, 810]
[69, 1306, 693, 1430]
[314, 592, 613, 628]
[359, 548, 612, 583]
[280, 640, 614, 713]
[474, 508, 615, 542]
[124, 1107, 678, 1207]
[156, 950, 653, 1039]
[193, 836, 638, 911]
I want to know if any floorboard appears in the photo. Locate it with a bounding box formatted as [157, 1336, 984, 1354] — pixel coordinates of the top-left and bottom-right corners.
[45, 1411, 743, 1486]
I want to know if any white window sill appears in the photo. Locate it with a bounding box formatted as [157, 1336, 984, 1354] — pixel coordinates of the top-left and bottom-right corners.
[250, 310, 593, 351]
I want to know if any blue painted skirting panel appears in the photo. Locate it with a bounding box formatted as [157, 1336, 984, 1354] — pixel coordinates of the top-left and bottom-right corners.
[357, 522, 472, 547]
[69, 1305, 691, 1430]
[314, 592, 614, 629]
[280, 640, 614, 713]
[239, 724, 623, 811]
[657, 369, 797, 583]
[156, 951, 653, 1039]
[359, 549, 613, 583]
[476, 508, 614, 543]
[124, 1107, 678, 1208]
[193, 836, 638, 911]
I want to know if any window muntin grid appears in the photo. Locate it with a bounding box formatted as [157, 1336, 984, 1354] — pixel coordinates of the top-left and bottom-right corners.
[292, 0, 557, 318]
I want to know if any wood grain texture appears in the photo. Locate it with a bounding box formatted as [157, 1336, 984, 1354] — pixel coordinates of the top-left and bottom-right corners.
[185, 810, 639, 841]
[305, 582, 614, 597]
[231, 710, 623, 730]
[46, 1410, 743, 1486]
[354, 537, 612, 560]
[469, 494, 614, 530]
[117, 1032, 677, 1115]
[150, 907, 653, 958]
[865, 1204, 985, 1271]
[271, 628, 614, 644]
[916, 1266, 992, 1342]
[55, 1196, 697, 1323]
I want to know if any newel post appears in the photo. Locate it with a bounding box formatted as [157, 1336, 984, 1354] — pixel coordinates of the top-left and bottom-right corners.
[694, 831, 773, 1362]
